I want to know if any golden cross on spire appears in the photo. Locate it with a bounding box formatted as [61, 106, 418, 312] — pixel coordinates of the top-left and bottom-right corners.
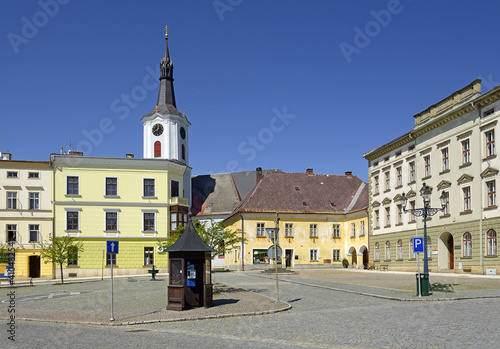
[165, 25, 168, 38]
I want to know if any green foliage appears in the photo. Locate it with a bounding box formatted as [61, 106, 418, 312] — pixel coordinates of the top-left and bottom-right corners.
[158, 218, 245, 258]
[0, 242, 13, 263]
[39, 236, 84, 284]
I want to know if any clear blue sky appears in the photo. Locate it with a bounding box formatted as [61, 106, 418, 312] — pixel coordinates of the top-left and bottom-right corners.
[2, 0, 499, 182]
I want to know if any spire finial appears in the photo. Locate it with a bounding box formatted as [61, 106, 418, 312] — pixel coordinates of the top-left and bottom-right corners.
[156, 105, 158, 112]
[165, 25, 168, 38]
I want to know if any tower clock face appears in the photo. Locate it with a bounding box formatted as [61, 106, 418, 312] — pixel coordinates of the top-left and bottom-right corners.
[152, 123, 163, 136]
[180, 127, 186, 140]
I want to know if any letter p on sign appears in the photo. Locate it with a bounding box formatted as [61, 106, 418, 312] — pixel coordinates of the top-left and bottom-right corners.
[413, 237, 424, 253]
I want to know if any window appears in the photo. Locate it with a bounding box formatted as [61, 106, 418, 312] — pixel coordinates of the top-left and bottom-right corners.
[463, 232, 472, 257]
[462, 139, 470, 164]
[384, 171, 390, 191]
[144, 213, 155, 232]
[67, 245, 78, 266]
[67, 211, 79, 231]
[106, 178, 117, 196]
[309, 248, 319, 261]
[170, 210, 188, 232]
[486, 130, 495, 157]
[410, 239, 416, 259]
[385, 241, 391, 260]
[28, 172, 39, 179]
[487, 229, 497, 256]
[487, 180, 496, 207]
[375, 210, 380, 228]
[424, 155, 431, 177]
[181, 144, 185, 160]
[171, 180, 179, 197]
[359, 221, 365, 236]
[67, 176, 79, 195]
[106, 253, 117, 266]
[144, 178, 155, 197]
[144, 247, 154, 266]
[256, 223, 265, 237]
[396, 167, 402, 187]
[374, 242, 380, 261]
[29, 224, 39, 242]
[442, 191, 450, 215]
[6, 192, 17, 209]
[385, 207, 391, 227]
[427, 237, 432, 259]
[332, 224, 340, 238]
[397, 240, 403, 260]
[285, 223, 293, 238]
[409, 201, 416, 221]
[374, 176, 379, 194]
[154, 141, 161, 158]
[6, 171, 18, 178]
[397, 204, 402, 224]
[350, 223, 355, 237]
[106, 212, 117, 231]
[6, 225, 17, 242]
[409, 161, 415, 182]
[29, 192, 39, 210]
[332, 249, 341, 261]
[441, 148, 449, 171]
[484, 108, 495, 117]
[463, 187, 471, 211]
[310, 224, 318, 238]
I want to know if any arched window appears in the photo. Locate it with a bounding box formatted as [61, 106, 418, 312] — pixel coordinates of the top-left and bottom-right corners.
[427, 237, 432, 259]
[154, 141, 161, 158]
[397, 240, 403, 260]
[463, 232, 472, 257]
[385, 241, 391, 260]
[487, 229, 497, 256]
[374, 242, 380, 261]
[410, 239, 416, 259]
[181, 144, 185, 160]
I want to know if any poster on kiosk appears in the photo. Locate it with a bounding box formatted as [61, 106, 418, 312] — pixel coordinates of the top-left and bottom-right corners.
[187, 263, 196, 287]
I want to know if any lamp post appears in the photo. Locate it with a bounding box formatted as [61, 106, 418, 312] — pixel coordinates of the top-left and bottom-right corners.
[400, 183, 447, 294]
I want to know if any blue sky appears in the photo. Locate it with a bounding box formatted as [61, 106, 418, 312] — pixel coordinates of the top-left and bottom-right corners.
[1, 0, 499, 182]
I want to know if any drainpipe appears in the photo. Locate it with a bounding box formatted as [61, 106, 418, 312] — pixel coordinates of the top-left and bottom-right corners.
[240, 215, 245, 271]
[472, 101, 484, 274]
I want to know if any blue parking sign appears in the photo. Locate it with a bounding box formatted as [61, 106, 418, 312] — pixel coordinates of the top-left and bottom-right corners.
[413, 237, 424, 253]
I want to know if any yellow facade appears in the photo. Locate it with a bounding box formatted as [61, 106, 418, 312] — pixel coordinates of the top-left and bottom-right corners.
[51, 155, 189, 278]
[224, 211, 368, 270]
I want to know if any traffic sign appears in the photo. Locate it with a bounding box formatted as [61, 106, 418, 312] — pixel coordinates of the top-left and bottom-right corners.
[266, 228, 278, 243]
[106, 240, 119, 254]
[413, 237, 424, 253]
[267, 245, 282, 260]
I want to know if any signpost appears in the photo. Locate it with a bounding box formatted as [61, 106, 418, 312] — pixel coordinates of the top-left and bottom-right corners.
[413, 237, 424, 297]
[106, 240, 119, 321]
[266, 214, 280, 302]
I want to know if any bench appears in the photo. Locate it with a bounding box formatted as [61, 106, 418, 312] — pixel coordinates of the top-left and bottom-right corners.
[366, 264, 375, 270]
[378, 265, 388, 271]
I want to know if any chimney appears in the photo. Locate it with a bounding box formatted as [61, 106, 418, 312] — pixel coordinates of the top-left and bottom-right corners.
[306, 168, 314, 175]
[0, 152, 12, 160]
[126, 153, 134, 158]
[256, 167, 263, 182]
[345, 171, 353, 178]
[68, 150, 83, 156]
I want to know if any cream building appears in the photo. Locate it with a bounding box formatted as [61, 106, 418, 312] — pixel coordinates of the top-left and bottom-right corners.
[364, 80, 499, 274]
[0, 153, 53, 279]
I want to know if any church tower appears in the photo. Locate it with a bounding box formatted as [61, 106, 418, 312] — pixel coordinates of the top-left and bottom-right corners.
[142, 26, 190, 164]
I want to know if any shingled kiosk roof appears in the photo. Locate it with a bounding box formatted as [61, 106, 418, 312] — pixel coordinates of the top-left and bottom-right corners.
[228, 170, 368, 217]
[166, 217, 214, 252]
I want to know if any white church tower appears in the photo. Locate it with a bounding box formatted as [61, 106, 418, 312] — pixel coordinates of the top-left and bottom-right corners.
[141, 27, 191, 206]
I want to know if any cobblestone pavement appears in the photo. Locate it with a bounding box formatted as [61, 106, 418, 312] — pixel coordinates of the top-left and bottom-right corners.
[3, 270, 500, 348]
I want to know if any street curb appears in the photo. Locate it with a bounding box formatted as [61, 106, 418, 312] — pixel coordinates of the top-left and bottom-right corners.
[253, 274, 500, 302]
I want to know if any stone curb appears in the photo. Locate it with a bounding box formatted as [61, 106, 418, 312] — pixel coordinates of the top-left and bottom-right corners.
[254, 274, 500, 302]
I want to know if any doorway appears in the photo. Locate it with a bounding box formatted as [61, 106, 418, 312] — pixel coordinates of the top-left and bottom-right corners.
[29, 255, 41, 278]
[438, 231, 455, 270]
[351, 249, 357, 266]
[285, 249, 293, 268]
[448, 235, 454, 269]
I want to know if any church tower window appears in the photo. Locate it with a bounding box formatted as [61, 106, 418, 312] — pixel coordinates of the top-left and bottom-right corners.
[154, 141, 161, 158]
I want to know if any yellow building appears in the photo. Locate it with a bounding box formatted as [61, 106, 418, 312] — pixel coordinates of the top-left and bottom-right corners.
[51, 153, 190, 279]
[0, 153, 53, 280]
[223, 169, 369, 270]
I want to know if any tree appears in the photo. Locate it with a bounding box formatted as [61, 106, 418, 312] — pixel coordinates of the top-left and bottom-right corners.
[158, 218, 245, 258]
[40, 236, 84, 284]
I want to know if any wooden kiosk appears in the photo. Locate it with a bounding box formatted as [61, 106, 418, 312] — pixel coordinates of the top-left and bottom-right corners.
[166, 218, 214, 311]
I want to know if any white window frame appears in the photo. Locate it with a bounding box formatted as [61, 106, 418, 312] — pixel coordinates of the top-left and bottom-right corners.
[310, 224, 318, 238]
[463, 232, 472, 257]
[284, 223, 293, 238]
[397, 240, 403, 260]
[29, 224, 40, 243]
[462, 139, 470, 164]
[374, 175, 379, 194]
[332, 223, 340, 238]
[486, 130, 495, 157]
[385, 207, 391, 227]
[487, 229, 497, 256]
[6, 192, 17, 209]
[487, 180, 496, 207]
[441, 148, 449, 171]
[409, 161, 415, 182]
[385, 241, 391, 260]
[397, 204, 402, 224]
[256, 222, 265, 237]
[332, 249, 341, 261]
[384, 171, 390, 191]
[410, 239, 416, 259]
[359, 221, 365, 236]
[374, 242, 380, 261]
[463, 186, 471, 211]
[309, 248, 319, 261]
[424, 155, 431, 177]
[29, 192, 40, 210]
[396, 167, 402, 187]
[350, 222, 355, 237]
[6, 224, 17, 242]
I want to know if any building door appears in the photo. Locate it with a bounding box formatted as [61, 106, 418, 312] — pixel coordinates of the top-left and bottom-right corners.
[448, 236, 454, 269]
[285, 249, 293, 268]
[29, 255, 41, 278]
[351, 250, 357, 266]
[362, 250, 369, 268]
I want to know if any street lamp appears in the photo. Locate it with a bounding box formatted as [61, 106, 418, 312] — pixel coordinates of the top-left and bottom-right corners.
[400, 183, 447, 295]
